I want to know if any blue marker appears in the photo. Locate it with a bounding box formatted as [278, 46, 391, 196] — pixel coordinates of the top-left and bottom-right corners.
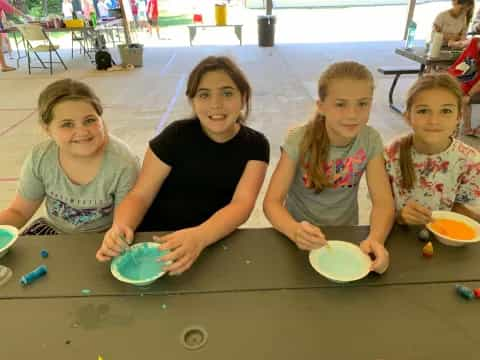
[20, 265, 47, 286]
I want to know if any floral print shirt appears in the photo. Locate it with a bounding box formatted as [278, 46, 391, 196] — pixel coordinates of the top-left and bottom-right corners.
[385, 136, 480, 213]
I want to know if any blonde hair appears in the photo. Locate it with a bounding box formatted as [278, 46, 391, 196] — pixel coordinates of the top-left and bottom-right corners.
[399, 73, 463, 190]
[185, 56, 251, 123]
[299, 61, 374, 192]
[38, 78, 103, 126]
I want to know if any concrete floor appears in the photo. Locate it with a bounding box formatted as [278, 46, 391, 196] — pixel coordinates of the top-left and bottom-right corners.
[1, 4, 479, 229]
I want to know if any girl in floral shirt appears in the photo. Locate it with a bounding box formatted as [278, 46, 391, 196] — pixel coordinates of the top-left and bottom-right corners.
[385, 73, 480, 225]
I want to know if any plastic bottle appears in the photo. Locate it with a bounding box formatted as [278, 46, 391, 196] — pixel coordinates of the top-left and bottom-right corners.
[90, 11, 97, 27]
[405, 20, 417, 49]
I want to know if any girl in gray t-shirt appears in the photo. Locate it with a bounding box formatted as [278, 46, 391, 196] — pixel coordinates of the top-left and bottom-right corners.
[0, 79, 139, 235]
[264, 61, 395, 274]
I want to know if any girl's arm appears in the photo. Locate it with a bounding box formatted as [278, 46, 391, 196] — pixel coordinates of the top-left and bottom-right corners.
[365, 154, 395, 244]
[361, 154, 395, 274]
[452, 202, 480, 222]
[263, 151, 325, 249]
[0, 193, 43, 229]
[158, 159, 268, 274]
[113, 147, 171, 231]
[96, 148, 171, 261]
[263, 151, 300, 240]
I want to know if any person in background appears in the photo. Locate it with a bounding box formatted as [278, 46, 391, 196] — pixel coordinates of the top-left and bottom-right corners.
[62, 0, 73, 19]
[433, 0, 474, 48]
[97, 0, 109, 18]
[0, 0, 26, 72]
[146, 0, 159, 38]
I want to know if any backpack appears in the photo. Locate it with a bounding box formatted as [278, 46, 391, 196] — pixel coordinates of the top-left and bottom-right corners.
[95, 50, 113, 70]
[447, 37, 480, 94]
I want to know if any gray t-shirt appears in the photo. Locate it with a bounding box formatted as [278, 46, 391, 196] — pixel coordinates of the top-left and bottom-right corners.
[18, 135, 140, 233]
[283, 124, 383, 226]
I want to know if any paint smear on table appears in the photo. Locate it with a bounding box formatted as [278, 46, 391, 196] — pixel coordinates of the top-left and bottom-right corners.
[115, 244, 167, 280]
[430, 219, 476, 240]
[0, 229, 14, 248]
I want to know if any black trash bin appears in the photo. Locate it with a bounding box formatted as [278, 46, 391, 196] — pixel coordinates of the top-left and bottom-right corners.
[257, 15, 276, 47]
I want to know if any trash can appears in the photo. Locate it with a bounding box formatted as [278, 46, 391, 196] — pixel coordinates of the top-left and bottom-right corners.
[118, 43, 144, 67]
[257, 15, 276, 47]
[215, 3, 227, 26]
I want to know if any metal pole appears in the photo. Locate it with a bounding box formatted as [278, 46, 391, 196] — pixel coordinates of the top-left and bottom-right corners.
[404, 0, 416, 39]
[266, 0, 272, 16]
[119, 0, 132, 44]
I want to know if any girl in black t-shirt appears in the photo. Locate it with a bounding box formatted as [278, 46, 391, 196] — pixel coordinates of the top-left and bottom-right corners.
[96, 56, 270, 275]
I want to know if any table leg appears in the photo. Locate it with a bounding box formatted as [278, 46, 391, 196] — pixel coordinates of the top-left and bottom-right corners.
[189, 27, 196, 46]
[388, 74, 403, 114]
[234, 26, 242, 45]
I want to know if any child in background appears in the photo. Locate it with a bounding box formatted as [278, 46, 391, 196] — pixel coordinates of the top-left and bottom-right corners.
[385, 73, 480, 225]
[263, 61, 394, 274]
[146, 0, 159, 38]
[0, 0, 27, 72]
[96, 56, 270, 275]
[433, 0, 474, 48]
[0, 79, 139, 235]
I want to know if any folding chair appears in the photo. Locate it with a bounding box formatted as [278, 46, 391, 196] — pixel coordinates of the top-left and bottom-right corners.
[16, 24, 67, 75]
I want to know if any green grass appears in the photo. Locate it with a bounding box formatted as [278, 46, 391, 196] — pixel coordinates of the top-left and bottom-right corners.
[157, 14, 193, 27]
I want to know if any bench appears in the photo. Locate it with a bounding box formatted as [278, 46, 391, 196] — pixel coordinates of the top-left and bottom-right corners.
[377, 66, 421, 114]
[187, 24, 243, 46]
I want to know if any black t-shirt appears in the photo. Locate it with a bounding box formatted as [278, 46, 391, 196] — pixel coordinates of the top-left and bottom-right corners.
[138, 118, 270, 231]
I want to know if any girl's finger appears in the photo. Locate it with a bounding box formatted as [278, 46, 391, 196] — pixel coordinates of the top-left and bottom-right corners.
[153, 235, 169, 243]
[158, 240, 182, 252]
[96, 250, 111, 262]
[100, 246, 120, 258]
[160, 246, 185, 263]
[166, 256, 192, 274]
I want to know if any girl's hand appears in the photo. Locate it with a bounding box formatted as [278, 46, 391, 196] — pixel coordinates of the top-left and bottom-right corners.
[154, 227, 206, 275]
[399, 200, 432, 225]
[360, 238, 389, 274]
[291, 221, 327, 250]
[96, 223, 134, 262]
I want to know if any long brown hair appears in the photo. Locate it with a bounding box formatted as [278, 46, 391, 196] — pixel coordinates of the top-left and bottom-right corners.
[458, 0, 475, 27]
[299, 61, 374, 192]
[38, 78, 103, 126]
[399, 73, 463, 189]
[185, 56, 251, 123]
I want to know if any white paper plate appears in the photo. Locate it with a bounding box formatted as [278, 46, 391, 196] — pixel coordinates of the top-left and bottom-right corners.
[309, 241, 371, 283]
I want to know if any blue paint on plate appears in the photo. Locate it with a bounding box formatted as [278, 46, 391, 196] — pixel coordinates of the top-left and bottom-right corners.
[0, 229, 15, 249]
[112, 243, 168, 282]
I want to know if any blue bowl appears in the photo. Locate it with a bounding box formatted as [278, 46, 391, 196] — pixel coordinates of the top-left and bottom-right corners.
[111, 242, 170, 286]
[0, 225, 19, 259]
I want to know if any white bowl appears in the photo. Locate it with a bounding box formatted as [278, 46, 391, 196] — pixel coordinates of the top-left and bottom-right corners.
[111, 242, 170, 286]
[0, 225, 19, 259]
[426, 211, 480, 247]
[309, 240, 371, 283]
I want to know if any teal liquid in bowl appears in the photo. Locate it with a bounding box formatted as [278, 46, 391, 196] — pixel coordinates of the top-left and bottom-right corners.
[114, 244, 168, 281]
[315, 245, 367, 279]
[0, 229, 14, 249]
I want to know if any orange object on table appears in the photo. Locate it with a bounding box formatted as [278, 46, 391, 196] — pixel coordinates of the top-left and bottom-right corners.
[430, 219, 476, 240]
